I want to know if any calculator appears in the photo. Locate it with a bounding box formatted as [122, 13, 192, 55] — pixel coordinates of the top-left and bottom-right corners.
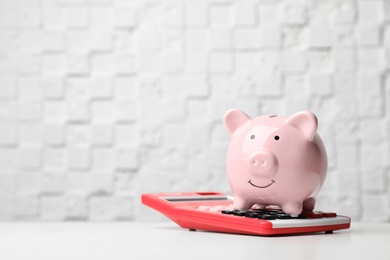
[142, 192, 351, 236]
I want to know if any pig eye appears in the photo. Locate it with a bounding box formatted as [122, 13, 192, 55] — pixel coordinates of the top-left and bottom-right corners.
[274, 135, 280, 141]
[250, 135, 255, 140]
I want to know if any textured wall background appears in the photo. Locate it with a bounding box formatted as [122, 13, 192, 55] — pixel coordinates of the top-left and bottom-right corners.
[0, 0, 389, 222]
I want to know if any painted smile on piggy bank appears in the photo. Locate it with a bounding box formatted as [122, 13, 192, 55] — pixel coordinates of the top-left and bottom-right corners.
[248, 179, 275, 189]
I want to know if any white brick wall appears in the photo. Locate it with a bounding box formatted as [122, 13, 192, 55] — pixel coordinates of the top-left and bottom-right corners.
[0, 0, 389, 222]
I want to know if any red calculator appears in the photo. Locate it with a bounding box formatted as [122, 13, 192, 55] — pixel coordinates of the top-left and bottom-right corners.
[142, 192, 351, 236]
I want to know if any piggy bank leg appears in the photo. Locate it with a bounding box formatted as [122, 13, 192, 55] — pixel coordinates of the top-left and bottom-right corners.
[252, 204, 266, 210]
[303, 197, 315, 212]
[281, 202, 303, 215]
[233, 197, 253, 210]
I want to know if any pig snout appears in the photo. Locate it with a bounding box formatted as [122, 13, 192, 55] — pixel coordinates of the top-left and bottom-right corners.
[246, 149, 277, 176]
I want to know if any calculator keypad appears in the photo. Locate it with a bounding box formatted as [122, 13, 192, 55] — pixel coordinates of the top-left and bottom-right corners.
[196, 205, 336, 220]
[221, 209, 306, 220]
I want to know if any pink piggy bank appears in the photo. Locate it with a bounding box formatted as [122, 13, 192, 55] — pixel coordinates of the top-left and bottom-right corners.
[224, 109, 327, 215]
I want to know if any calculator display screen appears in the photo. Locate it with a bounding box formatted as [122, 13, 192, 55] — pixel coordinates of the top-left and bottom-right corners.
[164, 196, 231, 202]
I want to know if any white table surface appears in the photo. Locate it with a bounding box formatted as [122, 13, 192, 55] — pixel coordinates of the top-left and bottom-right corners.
[0, 222, 389, 260]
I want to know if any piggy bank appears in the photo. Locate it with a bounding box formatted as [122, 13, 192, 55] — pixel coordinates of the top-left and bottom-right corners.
[224, 109, 327, 215]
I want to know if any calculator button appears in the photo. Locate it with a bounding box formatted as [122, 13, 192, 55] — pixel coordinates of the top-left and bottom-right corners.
[268, 209, 283, 212]
[276, 214, 292, 219]
[232, 210, 247, 216]
[257, 214, 277, 220]
[245, 212, 259, 218]
[221, 210, 234, 215]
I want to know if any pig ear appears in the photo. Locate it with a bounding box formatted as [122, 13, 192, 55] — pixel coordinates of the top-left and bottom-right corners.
[286, 111, 318, 141]
[223, 109, 251, 136]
